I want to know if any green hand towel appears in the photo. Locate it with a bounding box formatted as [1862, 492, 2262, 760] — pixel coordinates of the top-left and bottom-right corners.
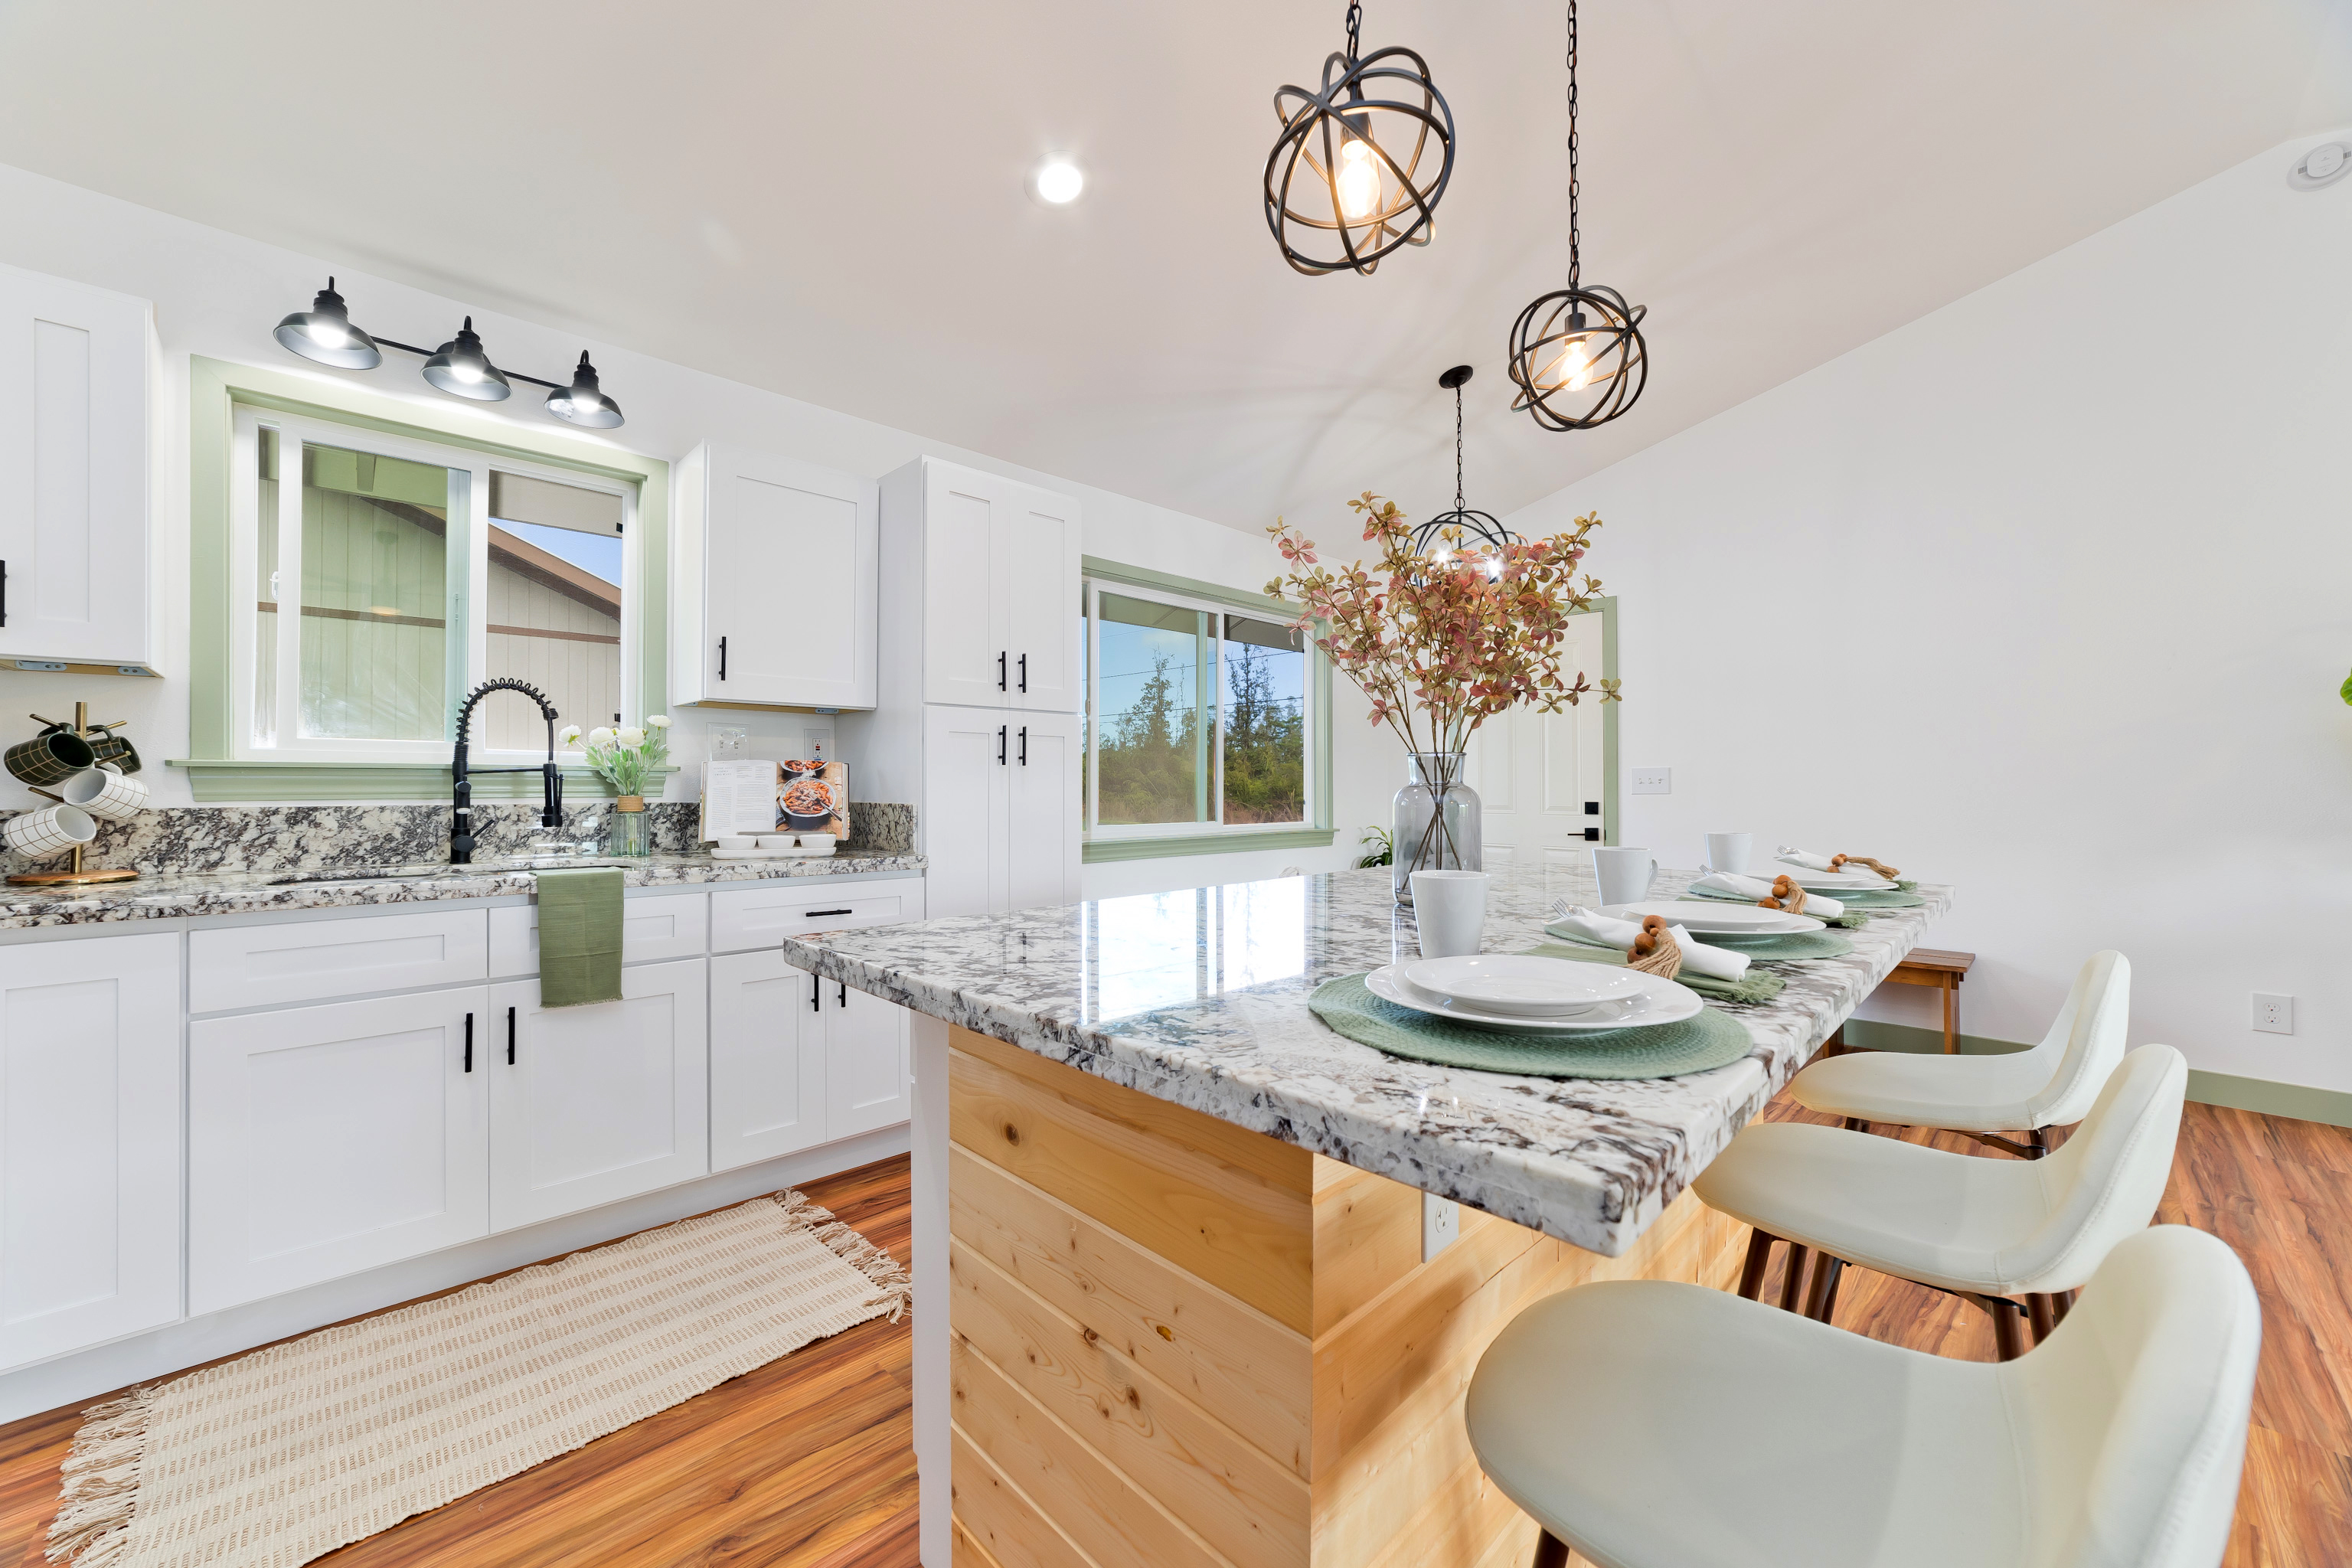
[537, 868, 624, 1007]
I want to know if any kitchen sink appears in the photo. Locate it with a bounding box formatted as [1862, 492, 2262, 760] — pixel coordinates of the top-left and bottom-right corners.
[263, 858, 631, 886]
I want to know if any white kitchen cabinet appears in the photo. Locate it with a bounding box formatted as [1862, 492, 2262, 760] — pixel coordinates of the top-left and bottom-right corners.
[708, 949, 828, 1170]
[0, 261, 155, 672]
[671, 443, 877, 710]
[0, 933, 180, 1370]
[189, 907, 488, 1012]
[918, 705, 1078, 919]
[189, 988, 489, 1314]
[487, 959, 709, 1230]
[707, 878, 923, 954]
[1005, 711, 1083, 915]
[825, 981, 910, 1140]
[488, 891, 708, 976]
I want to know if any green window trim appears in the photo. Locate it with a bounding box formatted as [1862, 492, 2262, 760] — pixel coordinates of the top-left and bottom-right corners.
[1081, 556, 1333, 844]
[184, 355, 669, 802]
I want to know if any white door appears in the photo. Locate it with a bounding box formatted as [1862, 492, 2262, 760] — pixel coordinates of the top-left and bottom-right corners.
[922, 704, 1010, 917]
[189, 988, 490, 1314]
[0, 261, 151, 665]
[823, 982, 910, 1140]
[488, 959, 709, 1230]
[1005, 489, 1081, 714]
[923, 462, 1011, 708]
[709, 949, 828, 1171]
[1006, 710, 1082, 913]
[704, 449, 877, 707]
[0, 933, 180, 1370]
[1469, 612, 1607, 869]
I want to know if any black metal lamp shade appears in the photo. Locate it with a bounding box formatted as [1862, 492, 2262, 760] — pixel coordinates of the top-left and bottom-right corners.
[1265, 8, 1454, 277]
[1411, 364, 1523, 564]
[273, 279, 381, 370]
[546, 352, 624, 428]
[422, 317, 511, 401]
[1506, 284, 1648, 431]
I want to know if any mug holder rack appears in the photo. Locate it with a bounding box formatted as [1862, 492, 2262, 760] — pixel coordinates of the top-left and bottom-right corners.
[6, 700, 138, 887]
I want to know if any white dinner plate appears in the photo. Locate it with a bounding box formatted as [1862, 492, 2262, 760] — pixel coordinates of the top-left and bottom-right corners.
[1365, 965, 1704, 1033]
[1400, 955, 1642, 1016]
[1766, 864, 1894, 890]
[1602, 901, 1824, 935]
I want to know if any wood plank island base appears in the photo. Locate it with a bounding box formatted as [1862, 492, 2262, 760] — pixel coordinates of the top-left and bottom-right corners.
[784, 861, 1950, 1565]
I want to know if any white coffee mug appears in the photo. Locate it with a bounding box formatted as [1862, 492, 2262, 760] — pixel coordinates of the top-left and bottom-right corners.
[1591, 845, 1658, 906]
[1409, 869, 1490, 960]
[60, 764, 148, 823]
[4, 803, 96, 858]
[1704, 832, 1753, 876]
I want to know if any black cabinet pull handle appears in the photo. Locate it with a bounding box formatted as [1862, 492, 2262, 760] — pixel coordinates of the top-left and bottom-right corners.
[464, 1011, 474, 1073]
[2, 559, 8, 628]
[810, 972, 822, 1011]
[718, 635, 728, 681]
[803, 907, 853, 918]
[838, 980, 848, 1007]
[997, 725, 1007, 766]
[507, 1005, 516, 1064]
[997, 650, 1007, 691]
[1018, 652, 1027, 693]
[1018, 725, 1028, 766]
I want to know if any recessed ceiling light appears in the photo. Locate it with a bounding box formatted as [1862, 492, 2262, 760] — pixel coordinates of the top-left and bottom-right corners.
[1031, 155, 1085, 206]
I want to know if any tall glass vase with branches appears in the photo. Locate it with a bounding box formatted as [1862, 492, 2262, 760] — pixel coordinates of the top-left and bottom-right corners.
[1266, 494, 1619, 901]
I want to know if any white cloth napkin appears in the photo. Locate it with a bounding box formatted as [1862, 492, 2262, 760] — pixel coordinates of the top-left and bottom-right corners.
[1550, 907, 1752, 980]
[1690, 872, 1846, 919]
[1775, 847, 1838, 871]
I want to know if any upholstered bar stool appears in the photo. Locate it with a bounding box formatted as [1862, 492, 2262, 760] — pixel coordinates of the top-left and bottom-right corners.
[1697, 1044, 2186, 1355]
[1465, 1225, 2259, 1568]
[1792, 950, 2129, 1159]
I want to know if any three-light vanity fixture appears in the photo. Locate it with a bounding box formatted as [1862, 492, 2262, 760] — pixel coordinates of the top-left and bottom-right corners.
[272, 279, 625, 428]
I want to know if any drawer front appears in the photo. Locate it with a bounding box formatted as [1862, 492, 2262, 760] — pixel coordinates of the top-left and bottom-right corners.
[190, 909, 491, 1013]
[488, 892, 710, 976]
[710, 880, 923, 952]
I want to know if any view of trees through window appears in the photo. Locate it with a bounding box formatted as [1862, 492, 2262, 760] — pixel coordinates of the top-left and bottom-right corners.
[1092, 589, 1305, 828]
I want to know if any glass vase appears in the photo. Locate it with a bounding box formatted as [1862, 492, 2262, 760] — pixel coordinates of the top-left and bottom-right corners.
[606, 798, 651, 858]
[1392, 751, 1481, 905]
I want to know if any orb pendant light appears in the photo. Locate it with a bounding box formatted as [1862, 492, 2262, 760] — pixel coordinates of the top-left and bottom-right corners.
[273, 277, 381, 370]
[1265, 2, 1455, 276]
[421, 317, 511, 402]
[1410, 365, 1521, 573]
[1506, 0, 1648, 431]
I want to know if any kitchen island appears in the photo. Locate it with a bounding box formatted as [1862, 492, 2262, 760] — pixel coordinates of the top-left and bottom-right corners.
[786, 860, 1949, 1568]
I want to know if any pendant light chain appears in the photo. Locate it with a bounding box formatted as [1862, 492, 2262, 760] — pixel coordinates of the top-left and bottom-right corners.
[1566, 0, 1580, 291]
[1345, 0, 1363, 60]
[1453, 379, 1466, 513]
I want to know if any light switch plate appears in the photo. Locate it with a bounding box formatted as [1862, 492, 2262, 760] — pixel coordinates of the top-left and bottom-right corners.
[1630, 768, 1671, 795]
[1423, 1191, 1460, 1262]
[2253, 993, 2295, 1035]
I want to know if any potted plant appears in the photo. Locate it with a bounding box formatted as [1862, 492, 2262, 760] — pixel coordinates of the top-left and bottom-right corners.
[1266, 495, 1618, 903]
[560, 715, 671, 857]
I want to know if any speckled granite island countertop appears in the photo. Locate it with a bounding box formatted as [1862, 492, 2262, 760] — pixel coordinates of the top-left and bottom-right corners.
[782, 861, 1949, 1256]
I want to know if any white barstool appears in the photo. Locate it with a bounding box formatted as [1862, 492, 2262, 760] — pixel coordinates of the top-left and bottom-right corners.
[1465, 1224, 2259, 1568]
[1793, 949, 2129, 1159]
[1697, 1044, 2187, 1354]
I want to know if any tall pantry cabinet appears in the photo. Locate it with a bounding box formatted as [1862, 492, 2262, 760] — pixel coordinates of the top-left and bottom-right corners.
[850, 458, 1083, 918]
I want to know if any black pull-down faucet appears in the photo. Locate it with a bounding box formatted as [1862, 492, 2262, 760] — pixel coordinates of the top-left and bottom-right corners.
[451, 678, 563, 864]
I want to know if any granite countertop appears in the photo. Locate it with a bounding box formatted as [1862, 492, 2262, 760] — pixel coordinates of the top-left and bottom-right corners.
[782, 861, 1950, 1256]
[0, 849, 927, 929]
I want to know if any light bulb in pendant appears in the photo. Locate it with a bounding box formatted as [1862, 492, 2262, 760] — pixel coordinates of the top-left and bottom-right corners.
[1335, 139, 1381, 221]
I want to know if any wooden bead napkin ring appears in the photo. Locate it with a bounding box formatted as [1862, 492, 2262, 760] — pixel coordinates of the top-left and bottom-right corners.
[1829, 854, 1900, 879]
[1756, 875, 1808, 915]
[1627, 915, 1684, 979]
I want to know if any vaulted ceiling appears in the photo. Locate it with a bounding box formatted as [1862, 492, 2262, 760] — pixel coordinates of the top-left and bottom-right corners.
[2, 0, 2346, 531]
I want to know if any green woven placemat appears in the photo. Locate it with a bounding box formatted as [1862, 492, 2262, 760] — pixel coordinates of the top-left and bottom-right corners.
[1696, 927, 1856, 961]
[1531, 933, 1785, 1004]
[1680, 889, 1869, 928]
[1308, 974, 1756, 1080]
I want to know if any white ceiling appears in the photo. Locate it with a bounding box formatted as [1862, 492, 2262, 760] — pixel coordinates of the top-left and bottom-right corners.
[2, 1, 2347, 532]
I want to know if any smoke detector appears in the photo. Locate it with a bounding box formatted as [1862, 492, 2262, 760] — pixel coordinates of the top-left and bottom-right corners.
[2291, 142, 2352, 190]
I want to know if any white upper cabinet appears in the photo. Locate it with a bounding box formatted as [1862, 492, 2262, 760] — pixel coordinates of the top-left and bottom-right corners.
[0, 261, 154, 671]
[671, 443, 877, 710]
[889, 457, 1081, 714]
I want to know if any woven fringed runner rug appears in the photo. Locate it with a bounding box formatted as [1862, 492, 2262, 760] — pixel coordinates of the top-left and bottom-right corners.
[48, 1192, 910, 1568]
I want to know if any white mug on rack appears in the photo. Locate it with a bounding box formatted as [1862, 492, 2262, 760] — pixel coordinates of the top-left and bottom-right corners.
[1591, 845, 1658, 906]
[1704, 832, 1753, 876]
[4, 804, 96, 858]
[61, 764, 148, 823]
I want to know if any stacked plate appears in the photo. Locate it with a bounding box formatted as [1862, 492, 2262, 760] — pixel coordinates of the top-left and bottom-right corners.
[1766, 862, 1896, 892]
[1602, 901, 1823, 936]
[1364, 953, 1703, 1033]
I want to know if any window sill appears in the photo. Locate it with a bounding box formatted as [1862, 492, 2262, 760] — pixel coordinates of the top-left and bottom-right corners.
[1082, 827, 1335, 864]
[168, 759, 678, 804]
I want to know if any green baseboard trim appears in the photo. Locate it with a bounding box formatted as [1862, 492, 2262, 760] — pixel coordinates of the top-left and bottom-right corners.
[1083, 828, 1336, 864]
[1838, 1020, 2033, 1057]
[2185, 1070, 2352, 1130]
[169, 759, 677, 804]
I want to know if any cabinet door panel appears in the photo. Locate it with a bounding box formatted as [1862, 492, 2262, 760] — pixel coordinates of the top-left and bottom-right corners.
[710, 949, 827, 1171]
[1005, 493, 1080, 714]
[706, 454, 876, 707]
[922, 472, 1008, 707]
[824, 984, 909, 1140]
[922, 706, 1010, 917]
[488, 959, 708, 1230]
[189, 988, 488, 1314]
[190, 909, 488, 1012]
[1007, 711, 1083, 913]
[0, 933, 180, 1369]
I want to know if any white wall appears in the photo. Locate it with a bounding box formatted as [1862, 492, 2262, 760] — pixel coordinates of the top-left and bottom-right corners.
[0, 160, 1398, 875]
[1507, 129, 2352, 1094]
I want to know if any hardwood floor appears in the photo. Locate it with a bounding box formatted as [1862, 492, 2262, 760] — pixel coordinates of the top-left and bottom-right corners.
[5, 1099, 2352, 1568]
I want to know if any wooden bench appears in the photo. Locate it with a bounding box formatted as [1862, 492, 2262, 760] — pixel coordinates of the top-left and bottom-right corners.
[1878, 948, 1975, 1054]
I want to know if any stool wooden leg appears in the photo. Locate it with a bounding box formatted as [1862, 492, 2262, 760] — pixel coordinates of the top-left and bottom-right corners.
[1534, 1529, 1570, 1568]
[2027, 1292, 2055, 1343]
[2052, 1288, 2075, 1325]
[1942, 977, 1958, 1055]
[1778, 1244, 1811, 1313]
[1842, 1115, 1868, 1133]
[1991, 1299, 2024, 1361]
[1820, 1257, 1847, 1324]
[1804, 1254, 1844, 1324]
[1736, 1230, 1775, 1300]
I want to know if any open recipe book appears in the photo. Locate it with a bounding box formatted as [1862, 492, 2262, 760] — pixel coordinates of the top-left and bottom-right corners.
[700, 759, 850, 841]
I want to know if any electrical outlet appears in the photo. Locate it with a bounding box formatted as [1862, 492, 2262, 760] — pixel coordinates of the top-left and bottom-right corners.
[1629, 768, 1671, 795]
[2252, 993, 2295, 1035]
[1423, 1191, 1461, 1262]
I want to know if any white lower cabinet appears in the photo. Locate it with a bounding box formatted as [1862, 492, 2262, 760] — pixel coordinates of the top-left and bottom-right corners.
[826, 982, 911, 1140]
[189, 988, 490, 1315]
[488, 959, 710, 1230]
[709, 952, 908, 1170]
[0, 933, 181, 1370]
